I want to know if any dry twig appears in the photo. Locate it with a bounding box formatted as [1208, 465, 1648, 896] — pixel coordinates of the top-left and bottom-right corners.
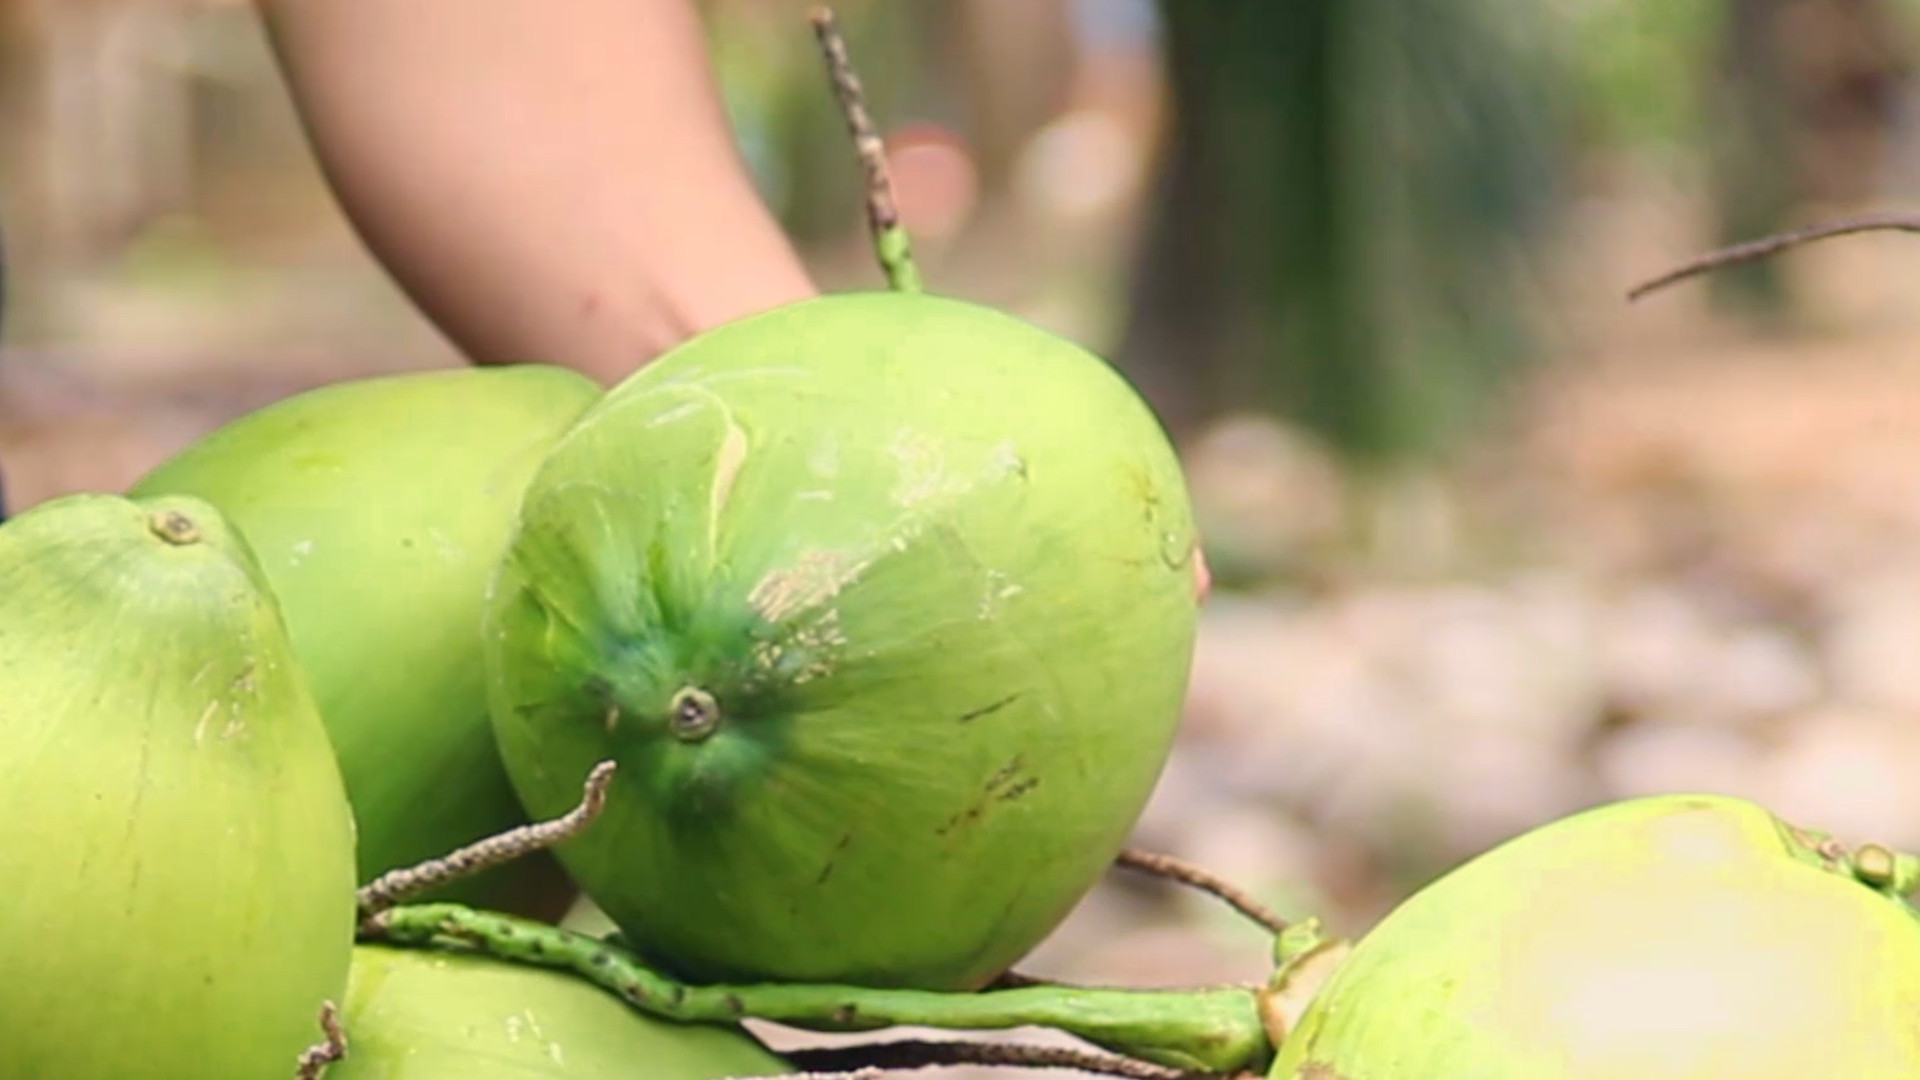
[1626, 212, 1920, 302]
[292, 1001, 346, 1079]
[356, 760, 616, 919]
[808, 4, 922, 293]
[1113, 848, 1287, 935]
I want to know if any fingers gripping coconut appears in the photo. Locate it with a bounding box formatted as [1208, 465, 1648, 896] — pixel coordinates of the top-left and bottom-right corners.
[0, 493, 359, 1078]
[480, 10, 1204, 990]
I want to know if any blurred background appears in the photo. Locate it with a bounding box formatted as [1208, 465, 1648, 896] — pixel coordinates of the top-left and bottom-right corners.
[9, 0, 1920, 995]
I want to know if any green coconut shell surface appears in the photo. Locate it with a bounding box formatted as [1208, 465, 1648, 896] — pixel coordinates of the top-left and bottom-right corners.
[484, 291, 1202, 990]
[0, 492, 358, 1078]
[332, 944, 793, 1078]
[131, 365, 601, 917]
[1268, 793, 1920, 1079]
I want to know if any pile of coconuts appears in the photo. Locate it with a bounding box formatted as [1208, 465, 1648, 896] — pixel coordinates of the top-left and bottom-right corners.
[9, 10, 1920, 1079]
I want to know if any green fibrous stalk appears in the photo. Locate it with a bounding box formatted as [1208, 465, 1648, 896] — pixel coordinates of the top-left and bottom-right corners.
[331, 943, 794, 1078]
[131, 365, 601, 918]
[1268, 793, 1920, 1079]
[0, 492, 358, 1078]
[367, 903, 1271, 1074]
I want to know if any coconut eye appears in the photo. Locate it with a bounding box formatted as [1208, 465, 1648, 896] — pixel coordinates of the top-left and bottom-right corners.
[669, 686, 721, 742]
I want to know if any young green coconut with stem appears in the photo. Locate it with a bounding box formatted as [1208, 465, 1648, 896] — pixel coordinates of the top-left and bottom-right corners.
[347, 757, 1920, 1080]
[130, 364, 604, 921]
[0, 492, 359, 1079]
[479, 6, 1209, 994]
[305, 14, 1920, 1079]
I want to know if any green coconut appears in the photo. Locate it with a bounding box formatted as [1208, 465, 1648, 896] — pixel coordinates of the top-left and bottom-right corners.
[131, 364, 601, 917]
[1267, 793, 1920, 1079]
[332, 944, 792, 1078]
[0, 491, 358, 1078]
[484, 290, 1202, 990]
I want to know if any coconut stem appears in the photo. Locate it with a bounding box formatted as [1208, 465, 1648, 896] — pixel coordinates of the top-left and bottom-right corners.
[1114, 848, 1288, 936]
[355, 759, 616, 920]
[808, 5, 923, 294]
[1626, 211, 1920, 302]
[781, 1037, 1217, 1080]
[361, 902, 1273, 1074]
[292, 1001, 346, 1079]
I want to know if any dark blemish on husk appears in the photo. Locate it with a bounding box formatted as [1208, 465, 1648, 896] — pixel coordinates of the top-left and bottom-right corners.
[816, 831, 855, 884]
[996, 776, 1039, 803]
[585, 675, 613, 700]
[940, 763, 1036, 835]
[669, 984, 687, 1007]
[936, 803, 984, 838]
[148, 509, 201, 545]
[833, 1005, 858, 1025]
[590, 950, 612, 968]
[985, 758, 1024, 793]
[723, 994, 745, 1016]
[958, 693, 1021, 723]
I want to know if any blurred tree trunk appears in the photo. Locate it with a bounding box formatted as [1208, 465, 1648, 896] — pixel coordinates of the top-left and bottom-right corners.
[1702, 0, 1804, 314]
[1702, 0, 1912, 316]
[1115, 0, 1569, 467]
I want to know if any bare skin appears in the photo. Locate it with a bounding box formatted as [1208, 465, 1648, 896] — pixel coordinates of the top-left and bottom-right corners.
[252, 0, 819, 383]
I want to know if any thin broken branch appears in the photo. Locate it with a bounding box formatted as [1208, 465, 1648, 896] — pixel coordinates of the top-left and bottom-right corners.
[292, 1001, 346, 1079]
[356, 760, 615, 919]
[808, 4, 922, 293]
[1114, 849, 1287, 936]
[1627, 212, 1920, 302]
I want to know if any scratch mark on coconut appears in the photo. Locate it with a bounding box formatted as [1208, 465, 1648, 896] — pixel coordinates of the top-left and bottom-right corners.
[748, 549, 872, 625]
[222, 659, 257, 739]
[992, 440, 1030, 482]
[816, 830, 856, 885]
[959, 693, 1021, 723]
[976, 568, 1024, 620]
[938, 760, 1038, 837]
[124, 726, 155, 847]
[996, 776, 1039, 803]
[1299, 1064, 1352, 1080]
[707, 409, 749, 546]
[890, 428, 950, 507]
[193, 698, 219, 744]
[985, 757, 1025, 791]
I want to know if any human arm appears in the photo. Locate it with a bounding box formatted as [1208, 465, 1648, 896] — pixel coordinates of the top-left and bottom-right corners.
[253, 0, 818, 383]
